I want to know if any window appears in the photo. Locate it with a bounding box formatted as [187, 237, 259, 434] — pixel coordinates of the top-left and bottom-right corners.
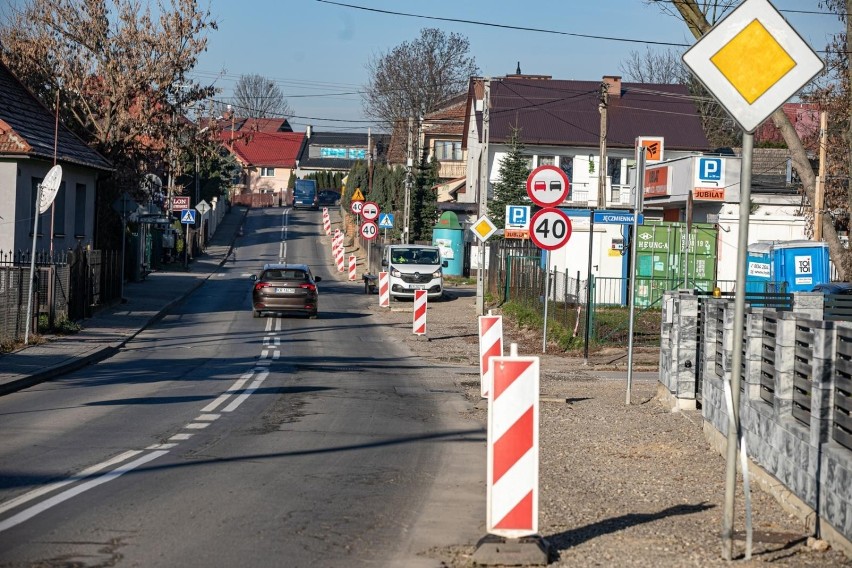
[434, 140, 463, 161]
[30, 177, 49, 235]
[348, 148, 366, 160]
[608, 158, 622, 184]
[537, 155, 556, 167]
[74, 183, 87, 238]
[521, 155, 534, 169]
[260, 167, 275, 177]
[558, 156, 573, 182]
[53, 182, 66, 235]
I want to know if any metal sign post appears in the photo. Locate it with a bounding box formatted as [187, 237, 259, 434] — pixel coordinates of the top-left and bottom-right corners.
[626, 150, 646, 404]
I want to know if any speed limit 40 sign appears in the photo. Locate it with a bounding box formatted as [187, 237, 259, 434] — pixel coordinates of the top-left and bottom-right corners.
[351, 200, 364, 215]
[529, 208, 572, 250]
[360, 221, 378, 240]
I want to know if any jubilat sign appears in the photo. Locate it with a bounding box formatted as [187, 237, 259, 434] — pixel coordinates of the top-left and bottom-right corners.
[644, 166, 669, 197]
[693, 188, 726, 201]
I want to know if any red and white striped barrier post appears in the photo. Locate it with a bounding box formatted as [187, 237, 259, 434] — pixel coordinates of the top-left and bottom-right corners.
[336, 246, 345, 272]
[348, 255, 357, 281]
[479, 314, 503, 399]
[413, 289, 427, 335]
[487, 347, 539, 537]
[323, 212, 331, 235]
[378, 271, 389, 307]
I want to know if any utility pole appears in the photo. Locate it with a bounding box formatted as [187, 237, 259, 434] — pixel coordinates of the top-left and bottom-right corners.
[598, 81, 609, 209]
[404, 115, 413, 244]
[476, 78, 491, 316]
[814, 111, 827, 241]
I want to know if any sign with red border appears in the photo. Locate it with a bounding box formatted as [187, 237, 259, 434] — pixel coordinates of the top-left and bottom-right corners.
[529, 208, 572, 251]
[526, 165, 570, 207]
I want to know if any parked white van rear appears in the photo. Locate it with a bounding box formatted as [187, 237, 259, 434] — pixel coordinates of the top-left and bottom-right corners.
[382, 244, 446, 300]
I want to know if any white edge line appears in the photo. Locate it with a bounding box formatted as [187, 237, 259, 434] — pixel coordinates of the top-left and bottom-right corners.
[0, 450, 168, 533]
[0, 449, 143, 516]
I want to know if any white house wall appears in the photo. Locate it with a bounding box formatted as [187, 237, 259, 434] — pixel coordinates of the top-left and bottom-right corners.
[12, 159, 98, 253]
[0, 161, 17, 252]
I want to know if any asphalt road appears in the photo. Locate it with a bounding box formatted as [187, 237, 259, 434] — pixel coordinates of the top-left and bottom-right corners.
[0, 207, 484, 567]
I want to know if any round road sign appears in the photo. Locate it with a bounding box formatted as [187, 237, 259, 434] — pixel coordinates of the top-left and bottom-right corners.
[361, 201, 379, 221]
[529, 208, 572, 251]
[360, 221, 379, 240]
[526, 165, 570, 207]
[350, 200, 364, 215]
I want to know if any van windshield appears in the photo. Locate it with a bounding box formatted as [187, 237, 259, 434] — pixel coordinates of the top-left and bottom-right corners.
[390, 248, 439, 265]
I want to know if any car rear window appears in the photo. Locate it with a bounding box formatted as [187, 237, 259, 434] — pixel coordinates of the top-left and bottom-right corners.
[265, 270, 307, 280]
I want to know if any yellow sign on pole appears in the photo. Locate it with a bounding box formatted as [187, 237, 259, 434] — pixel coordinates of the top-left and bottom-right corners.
[682, 0, 824, 133]
[351, 188, 365, 201]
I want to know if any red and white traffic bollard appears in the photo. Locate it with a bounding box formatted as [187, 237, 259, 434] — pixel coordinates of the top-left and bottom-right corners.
[348, 255, 357, 281]
[413, 289, 427, 335]
[487, 346, 539, 538]
[378, 271, 389, 307]
[479, 314, 503, 399]
[323, 214, 331, 235]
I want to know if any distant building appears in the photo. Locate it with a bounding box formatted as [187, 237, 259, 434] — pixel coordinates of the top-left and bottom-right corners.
[219, 130, 304, 205]
[294, 126, 390, 179]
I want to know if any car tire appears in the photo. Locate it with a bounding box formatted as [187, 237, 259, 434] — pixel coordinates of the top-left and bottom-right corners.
[253, 310, 261, 318]
[309, 312, 318, 319]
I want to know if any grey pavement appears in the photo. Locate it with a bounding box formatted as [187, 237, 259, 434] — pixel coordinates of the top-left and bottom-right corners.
[0, 205, 248, 396]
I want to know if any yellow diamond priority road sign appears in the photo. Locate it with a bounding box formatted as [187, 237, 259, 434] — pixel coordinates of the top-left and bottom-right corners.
[470, 215, 498, 242]
[682, 0, 823, 133]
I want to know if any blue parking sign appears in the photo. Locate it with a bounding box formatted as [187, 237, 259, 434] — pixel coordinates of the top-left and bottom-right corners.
[506, 205, 530, 228]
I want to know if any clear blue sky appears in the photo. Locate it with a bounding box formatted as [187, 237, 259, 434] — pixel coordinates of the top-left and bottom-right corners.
[192, 0, 841, 133]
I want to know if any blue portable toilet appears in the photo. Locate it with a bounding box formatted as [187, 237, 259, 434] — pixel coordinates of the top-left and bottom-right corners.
[432, 211, 464, 276]
[773, 240, 830, 292]
[746, 240, 830, 293]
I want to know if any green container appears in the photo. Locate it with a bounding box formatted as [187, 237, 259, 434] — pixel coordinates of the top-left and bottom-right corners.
[634, 222, 718, 307]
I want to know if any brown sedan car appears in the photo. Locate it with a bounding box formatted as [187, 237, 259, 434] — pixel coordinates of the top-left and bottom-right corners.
[251, 263, 321, 318]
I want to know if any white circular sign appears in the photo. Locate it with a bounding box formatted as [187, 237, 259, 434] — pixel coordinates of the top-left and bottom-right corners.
[361, 201, 379, 221]
[526, 165, 570, 208]
[350, 200, 364, 215]
[529, 208, 572, 251]
[360, 221, 378, 240]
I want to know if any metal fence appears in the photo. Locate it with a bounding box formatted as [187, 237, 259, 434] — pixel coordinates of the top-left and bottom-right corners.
[0, 247, 120, 345]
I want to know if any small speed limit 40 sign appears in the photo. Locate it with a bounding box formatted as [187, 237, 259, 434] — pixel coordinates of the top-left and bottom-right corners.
[529, 208, 572, 250]
[360, 221, 378, 240]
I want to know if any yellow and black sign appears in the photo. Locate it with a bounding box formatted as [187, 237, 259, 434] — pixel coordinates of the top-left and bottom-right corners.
[351, 188, 365, 201]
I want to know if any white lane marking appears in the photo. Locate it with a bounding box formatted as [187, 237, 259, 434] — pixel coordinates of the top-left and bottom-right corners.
[0, 451, 168, 533]
[265, 318, 273, 333]
[275, 318, 281, 332]
[195, 414, 220, 421]
[255, 360, 272, 367]
[0, 450, 142, 516]
[146, 443, 177, 450]
[185, 423, 210, 430]
[263, 337, 280, 347]
[169, 433, 193, 441]
[259, 349, 269, 360]
[222, 370, 269, 412]
[201, 375, 252, 413]
[271, 350, 280, 360]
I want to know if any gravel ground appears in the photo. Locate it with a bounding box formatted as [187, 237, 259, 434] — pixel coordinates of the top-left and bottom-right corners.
[368, 285, 852, 567]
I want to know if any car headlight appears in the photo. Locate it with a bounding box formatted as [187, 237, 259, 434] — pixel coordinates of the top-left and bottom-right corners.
[432, 269, 442, 278]
[391, 269, 401, 277]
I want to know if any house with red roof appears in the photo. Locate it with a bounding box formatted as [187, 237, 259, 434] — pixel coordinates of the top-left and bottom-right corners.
[220, 130, 304, 205]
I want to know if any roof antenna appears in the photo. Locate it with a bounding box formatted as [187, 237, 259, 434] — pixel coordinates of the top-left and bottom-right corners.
[516, 61, 521, 75]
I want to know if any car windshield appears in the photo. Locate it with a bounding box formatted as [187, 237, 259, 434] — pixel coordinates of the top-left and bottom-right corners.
[392, 249, 439, 264]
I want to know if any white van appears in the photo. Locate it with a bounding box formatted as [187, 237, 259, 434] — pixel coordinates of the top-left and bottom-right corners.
[382, 244, 446, 300]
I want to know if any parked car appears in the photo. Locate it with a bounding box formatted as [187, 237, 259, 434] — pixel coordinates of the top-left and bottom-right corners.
[811, 282, 852, 295]
[251, 263, 321, 318]
[317, 190, 340, 206]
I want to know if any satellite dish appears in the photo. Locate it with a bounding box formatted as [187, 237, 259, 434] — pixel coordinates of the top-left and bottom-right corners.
[39, 165, 62, 214]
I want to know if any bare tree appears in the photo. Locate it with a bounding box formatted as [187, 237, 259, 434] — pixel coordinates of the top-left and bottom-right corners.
[665, 0, 852, 277]
[228, 74, 293, 119]
[620, 46, 739, 148]
[363, 28, 478, 127]
[619, 47, 686, 84]
[0, 0, 217, 177]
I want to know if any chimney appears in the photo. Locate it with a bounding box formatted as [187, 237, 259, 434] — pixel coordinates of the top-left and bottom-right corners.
[602, 75, 622, 98]
[306, 125, 312, 139]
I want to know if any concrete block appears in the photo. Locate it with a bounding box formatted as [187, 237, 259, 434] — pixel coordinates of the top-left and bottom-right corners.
[472, 535, 553, 566]
[792, 292, 824, 320]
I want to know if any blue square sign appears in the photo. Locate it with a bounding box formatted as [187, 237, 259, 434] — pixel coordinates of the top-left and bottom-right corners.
[696, 157, 724, 186]
[505, 205, 530, 229]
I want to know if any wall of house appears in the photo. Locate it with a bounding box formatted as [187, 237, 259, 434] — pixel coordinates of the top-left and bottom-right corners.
[11, 160, 98, 253]
[0, 161, 17, 253]
[248, 167, 292, 206]
[547, 213, 627, 287]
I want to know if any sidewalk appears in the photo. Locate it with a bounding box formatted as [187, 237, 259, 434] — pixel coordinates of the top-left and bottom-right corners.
[0, 206, 247, 396]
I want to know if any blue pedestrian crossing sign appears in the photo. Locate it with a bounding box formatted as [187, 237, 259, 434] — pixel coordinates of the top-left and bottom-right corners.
[180, 209, 197, 224]
[378, 213, 394, 229]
